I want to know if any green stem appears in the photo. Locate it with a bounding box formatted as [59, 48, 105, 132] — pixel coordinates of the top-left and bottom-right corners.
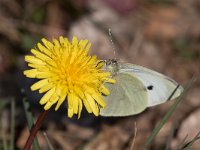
[23, 110, 49, 150]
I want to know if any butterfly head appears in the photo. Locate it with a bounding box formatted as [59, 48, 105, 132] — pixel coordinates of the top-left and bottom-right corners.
[104, 59, 119, 76]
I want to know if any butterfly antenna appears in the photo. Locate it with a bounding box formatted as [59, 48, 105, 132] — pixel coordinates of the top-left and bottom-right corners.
[108, 28, 117, 60]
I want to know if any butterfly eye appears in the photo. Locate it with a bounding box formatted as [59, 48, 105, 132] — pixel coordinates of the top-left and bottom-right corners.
[112, 59, 118, 64]
[147, 85, 154, 90]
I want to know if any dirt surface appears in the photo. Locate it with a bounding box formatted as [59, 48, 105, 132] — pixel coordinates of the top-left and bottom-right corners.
[0, 0, 199, 149]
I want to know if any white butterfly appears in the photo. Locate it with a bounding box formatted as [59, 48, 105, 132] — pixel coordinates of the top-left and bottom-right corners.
[100, 59, 184, 116]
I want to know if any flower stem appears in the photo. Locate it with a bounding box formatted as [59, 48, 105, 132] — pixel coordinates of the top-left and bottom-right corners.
[23, 110, 49, 150]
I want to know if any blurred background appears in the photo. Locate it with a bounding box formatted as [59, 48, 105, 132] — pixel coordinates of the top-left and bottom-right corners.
[0, 0, 200, 149]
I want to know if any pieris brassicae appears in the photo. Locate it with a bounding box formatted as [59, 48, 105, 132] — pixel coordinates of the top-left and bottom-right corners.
[100, 59, 184, 116]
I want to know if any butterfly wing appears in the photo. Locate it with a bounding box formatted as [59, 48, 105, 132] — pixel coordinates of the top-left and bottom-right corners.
[119, 63, 184, 106]
[100, 72, 148, 116]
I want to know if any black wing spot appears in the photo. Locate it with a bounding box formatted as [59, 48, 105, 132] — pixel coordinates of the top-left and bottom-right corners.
[147, 85, 154, 90]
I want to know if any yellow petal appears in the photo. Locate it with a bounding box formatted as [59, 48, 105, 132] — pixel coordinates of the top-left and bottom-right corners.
[74, 86, 84, 99]
[27, 63, 47, 71]
[67, 92, 74, 108]
[44, 102, 51, 110]
[49, 93, 58, 103]
[84, 85, 96, 95]
[85, 42, 91, 53]
[45, 58, 57, 68]
[73, 94, 79, 114]
[39, 83, 53, 93]
[78, 99, 82, 119]
[86, 94, 99, 116]
[35, 72, 52, 79]
[91, 94, 106, 108]
[104, 78, 116, 83]
[44, 94, 58, 110]
[24, 69, 38, 78]
[68, 108, 73, 118]
[79, 39, 88, 49]
[31, 79, 49, 91]
[82, 97, 92, 113]
[55, 89, 67, 111]
[63, 38, 70, 47]
[72, 36, 78, 45]
[39, 88, 55, 105]
[53, 39, 60, 48]
[37, 43, 52, 57]
[41, 38, 53, 49]
[99, 85, 110, 95]
[59, 36, 65, 45]
[88, 55, 97, 65]
[25, 56, 45, 65]
[67, 92, 74, 117]
[97, 72, 110, 77]
[31, 49, 51, 62]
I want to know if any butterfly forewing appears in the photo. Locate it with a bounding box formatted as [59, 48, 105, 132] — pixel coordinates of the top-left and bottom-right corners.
[119, 63, 184, 106]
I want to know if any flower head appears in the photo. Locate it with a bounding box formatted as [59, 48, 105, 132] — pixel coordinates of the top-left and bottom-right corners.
[24, 36, 115, 118]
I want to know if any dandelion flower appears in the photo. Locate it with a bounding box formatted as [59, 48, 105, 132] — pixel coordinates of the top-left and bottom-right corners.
[24, 36, 115, 118]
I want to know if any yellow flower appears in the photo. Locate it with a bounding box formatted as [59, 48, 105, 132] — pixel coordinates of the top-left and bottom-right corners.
[24, 36, 115, 118]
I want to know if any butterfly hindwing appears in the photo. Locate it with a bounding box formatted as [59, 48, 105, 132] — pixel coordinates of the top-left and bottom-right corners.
[100, 72, 148, 116]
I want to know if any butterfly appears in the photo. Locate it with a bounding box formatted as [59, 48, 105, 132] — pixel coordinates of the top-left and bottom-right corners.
[100, 59, 184, 116]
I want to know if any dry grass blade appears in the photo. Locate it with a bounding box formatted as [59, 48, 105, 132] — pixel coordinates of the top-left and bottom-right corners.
[1, 115, 8, 150]
[43, 132, 55, 150]
[177, 131, 200, 150]
[130, 122, 137, 150]
[176, 134, 188, 150]
[10, 99, 15, 150]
